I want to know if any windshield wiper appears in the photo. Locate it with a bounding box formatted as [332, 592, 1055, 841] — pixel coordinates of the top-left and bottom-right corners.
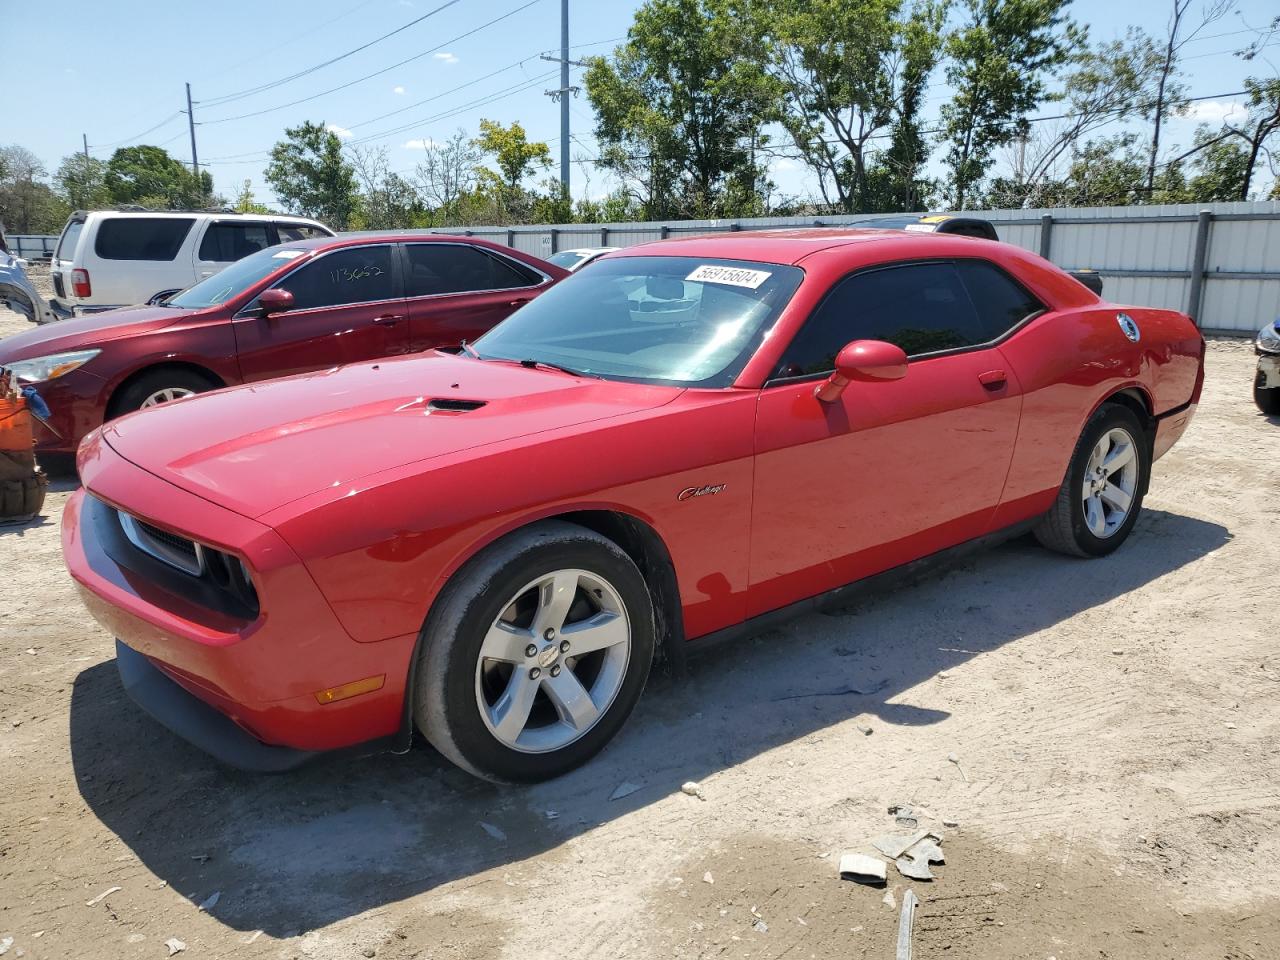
[459, 340, 481, 359]
[519, 358, 592, 378]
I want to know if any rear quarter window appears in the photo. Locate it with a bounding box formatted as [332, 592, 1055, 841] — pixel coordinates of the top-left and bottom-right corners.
[56, 220, 85, 260]
[94, 218, 195, 261]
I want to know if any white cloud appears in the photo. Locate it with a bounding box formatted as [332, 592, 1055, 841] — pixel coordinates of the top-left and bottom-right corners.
[770, 157, 800, 172]
[398, 0, 413, 6]
[434, 52, 459, 64]
[1178, 100, 1247, 124]
[393, 85, 406, 95]
[325, 123, 354, 140]
[403, 138, 439, 150]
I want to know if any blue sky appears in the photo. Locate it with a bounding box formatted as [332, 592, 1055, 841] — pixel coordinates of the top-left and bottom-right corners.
[6, 0, 1277, 207]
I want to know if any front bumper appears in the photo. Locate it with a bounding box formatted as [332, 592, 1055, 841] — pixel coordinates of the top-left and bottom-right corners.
[115, 638, 315, 772]
[1257, 354, 1280, 390]
[64, 439, 417, 764]
[21, 370, 108, 455]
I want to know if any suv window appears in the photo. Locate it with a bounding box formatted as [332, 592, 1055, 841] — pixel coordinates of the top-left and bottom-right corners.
[275, 223, 332, 242]
[94, 217, 195, 261]
[56, 220, 85, 260]
[776, 262, 985, 378]
[404, 244, 539, 298]
[198, 222, 273, 262]
[273, 245, 396, 310]
[954, 259, 1044, 342]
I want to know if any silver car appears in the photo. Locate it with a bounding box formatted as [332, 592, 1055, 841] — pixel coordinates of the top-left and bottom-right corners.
[0, 232, 54, 324]
[1255, 318, 1280, 415]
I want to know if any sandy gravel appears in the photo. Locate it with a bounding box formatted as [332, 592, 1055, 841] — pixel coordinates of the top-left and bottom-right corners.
[1, 298, 1278, 960]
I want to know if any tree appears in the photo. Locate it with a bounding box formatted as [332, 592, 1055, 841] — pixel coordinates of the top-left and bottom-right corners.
[1227, 77, 1280, 200]
[1144, 0, 1236, 196]
[940, 0, 1080, 208]
[412, 129, 481, 222]
[104, 145, 212, 208]
[744, 0, 943, 214]
[264, 121, 357, 229]
[472, 120, 551, 194]
[0, 145, 69, 233]
[54, 153, 110, 210]
[349, 145, 424, 229]
[585, 0, 773, 218]
[983, 30, 1164, 207]
[233, 180, 275, 214]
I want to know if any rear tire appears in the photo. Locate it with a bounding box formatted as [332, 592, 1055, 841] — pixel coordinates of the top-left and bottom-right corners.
[1034, 403, 1149, 558]
[1255, 370, 1280, 415]
[108, 368, 218, 419]
[414, 521, 655, 783]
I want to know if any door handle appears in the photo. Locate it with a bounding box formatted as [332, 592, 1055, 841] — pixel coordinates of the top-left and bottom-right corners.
[508, 298, 531, 308]
[372, 314, 405, 326]
[978, 369, 1008, 390]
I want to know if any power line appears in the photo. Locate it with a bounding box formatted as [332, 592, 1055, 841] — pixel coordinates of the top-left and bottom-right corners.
[89, 112, 184, 150]
[200, 0, 546, 125]
[198, 0, 465, 108]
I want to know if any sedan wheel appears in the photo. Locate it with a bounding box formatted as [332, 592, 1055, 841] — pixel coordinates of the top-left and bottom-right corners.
[414, 521, 655, 782]
[140, 386, 197, 408]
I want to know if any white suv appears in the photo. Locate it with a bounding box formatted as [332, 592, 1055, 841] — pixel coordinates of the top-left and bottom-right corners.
[49, 210, 333, 316]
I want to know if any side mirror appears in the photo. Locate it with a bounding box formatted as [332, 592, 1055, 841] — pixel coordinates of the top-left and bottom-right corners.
[814, 340, 908, 402]
[257, 288, 295, 316]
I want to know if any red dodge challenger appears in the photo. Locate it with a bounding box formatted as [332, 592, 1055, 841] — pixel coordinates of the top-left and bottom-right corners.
[62, 229, 1205, 780]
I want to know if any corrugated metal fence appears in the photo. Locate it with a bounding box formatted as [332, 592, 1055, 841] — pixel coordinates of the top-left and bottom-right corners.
[4, 235, 57, 261]
[431, 201, 1280, 335]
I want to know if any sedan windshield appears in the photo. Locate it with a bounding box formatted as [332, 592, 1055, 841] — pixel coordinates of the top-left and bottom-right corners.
[166, 246, 311, 309]
[474, 256, 804, 387]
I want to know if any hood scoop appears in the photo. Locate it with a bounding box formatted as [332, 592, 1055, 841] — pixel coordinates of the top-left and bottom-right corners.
[426, 398, 486, 413]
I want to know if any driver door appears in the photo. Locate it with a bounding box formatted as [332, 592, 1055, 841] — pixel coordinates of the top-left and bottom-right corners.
[232, 243, 408, 381]
[747, 260, 1024, 617]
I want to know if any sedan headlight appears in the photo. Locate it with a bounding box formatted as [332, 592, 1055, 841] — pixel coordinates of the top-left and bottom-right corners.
[2, 349, 101, 383]
[1257, 321, 1280, 355]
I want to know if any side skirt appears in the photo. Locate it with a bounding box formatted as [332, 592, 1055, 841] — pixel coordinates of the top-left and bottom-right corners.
[686, 517, 1040, 658]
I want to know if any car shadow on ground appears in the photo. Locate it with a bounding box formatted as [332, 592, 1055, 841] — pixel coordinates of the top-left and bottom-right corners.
[67, 508, 1228, 936]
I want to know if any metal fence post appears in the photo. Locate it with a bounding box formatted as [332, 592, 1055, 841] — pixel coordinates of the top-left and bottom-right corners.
[1039, 214, 1053, 260]
[660, 225, 669, 239]
[1186, 209, 1213, 327]
[600, 226, 609, 246]
[506, 229, 515, 248]
[550, 228, 560, 254]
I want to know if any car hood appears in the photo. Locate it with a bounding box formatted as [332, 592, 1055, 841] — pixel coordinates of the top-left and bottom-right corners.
[101, 351, 683, 519]
[0, 304, 197, 361]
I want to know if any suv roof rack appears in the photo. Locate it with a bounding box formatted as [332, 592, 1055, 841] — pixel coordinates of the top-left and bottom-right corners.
[72, 206, 243, 216]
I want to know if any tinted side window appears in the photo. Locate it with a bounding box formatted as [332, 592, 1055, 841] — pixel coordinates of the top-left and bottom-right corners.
[404, 244, 537, 297]
[274, 246, 395, 310]
[954, 259, 1044, 342]
[94, 218, 195, 261]
[57, 220, 85, 260]
[198, 222, 273, 262]
[776, 262, 984, 378]
[276, 224, 332, 242]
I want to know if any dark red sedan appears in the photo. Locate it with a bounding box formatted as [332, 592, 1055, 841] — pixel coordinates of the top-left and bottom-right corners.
[0, 234, 566, 453]
[63, 230, 1204, 781]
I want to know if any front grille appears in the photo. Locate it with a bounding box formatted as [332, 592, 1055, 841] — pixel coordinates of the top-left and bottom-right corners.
[53, 273, 65, 298]
[116, 510, 259, 618]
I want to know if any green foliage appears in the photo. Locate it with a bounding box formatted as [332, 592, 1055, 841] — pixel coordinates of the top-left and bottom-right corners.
[585, 0, 773, 218]
[264, 122, 357, 229]
[55, 154, 111, 210]
[104, 145, 213, 208]
[233, 180, 276, 214]
[473, 120, 551, 194]
[0, 145, 70, 233]
[941, 0, 1081, 208]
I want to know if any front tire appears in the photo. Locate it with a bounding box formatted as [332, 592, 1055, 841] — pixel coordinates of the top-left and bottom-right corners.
[414, 521, 655, 783]
[1255, 370, 1280, 415]
[1034, 403, 1149, 558]
[108, 368, 218, 419]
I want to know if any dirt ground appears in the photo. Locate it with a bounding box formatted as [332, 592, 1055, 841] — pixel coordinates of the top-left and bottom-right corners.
[2, 285, 1279, 960]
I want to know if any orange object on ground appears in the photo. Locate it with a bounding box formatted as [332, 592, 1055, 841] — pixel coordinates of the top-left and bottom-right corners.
[0, 393, 48, 522]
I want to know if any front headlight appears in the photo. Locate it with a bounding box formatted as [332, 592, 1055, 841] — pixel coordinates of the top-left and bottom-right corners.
[1257, 321, 1280, 355]
[2, 348, 101, 383]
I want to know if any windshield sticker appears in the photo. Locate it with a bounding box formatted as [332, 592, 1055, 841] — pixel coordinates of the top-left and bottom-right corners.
[686, 264, 772, 289]
[903, 223, 936, 233]
[272, 249, 306, 259]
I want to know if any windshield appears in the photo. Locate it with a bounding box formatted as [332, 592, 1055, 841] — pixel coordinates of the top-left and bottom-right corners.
[474, 256, 804, 387]
[548, 250, 588, 268]
[167, 245, 310, 309]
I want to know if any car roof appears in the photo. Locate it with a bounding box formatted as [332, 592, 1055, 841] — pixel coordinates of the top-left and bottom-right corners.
[605, 228, 1002, 266]
[75, 209, 321, 223]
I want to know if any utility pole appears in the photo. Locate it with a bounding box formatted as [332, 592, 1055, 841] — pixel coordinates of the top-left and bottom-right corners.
[540, 0, 584, 197]
[184, 82, 200, 181]
[82, 134, 90, 163]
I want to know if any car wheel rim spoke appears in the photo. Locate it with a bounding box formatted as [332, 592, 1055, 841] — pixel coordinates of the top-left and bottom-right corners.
[475, 567, 631, 754]
[141, 387, 195, 408]
[1081, 426, 1139, 539]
